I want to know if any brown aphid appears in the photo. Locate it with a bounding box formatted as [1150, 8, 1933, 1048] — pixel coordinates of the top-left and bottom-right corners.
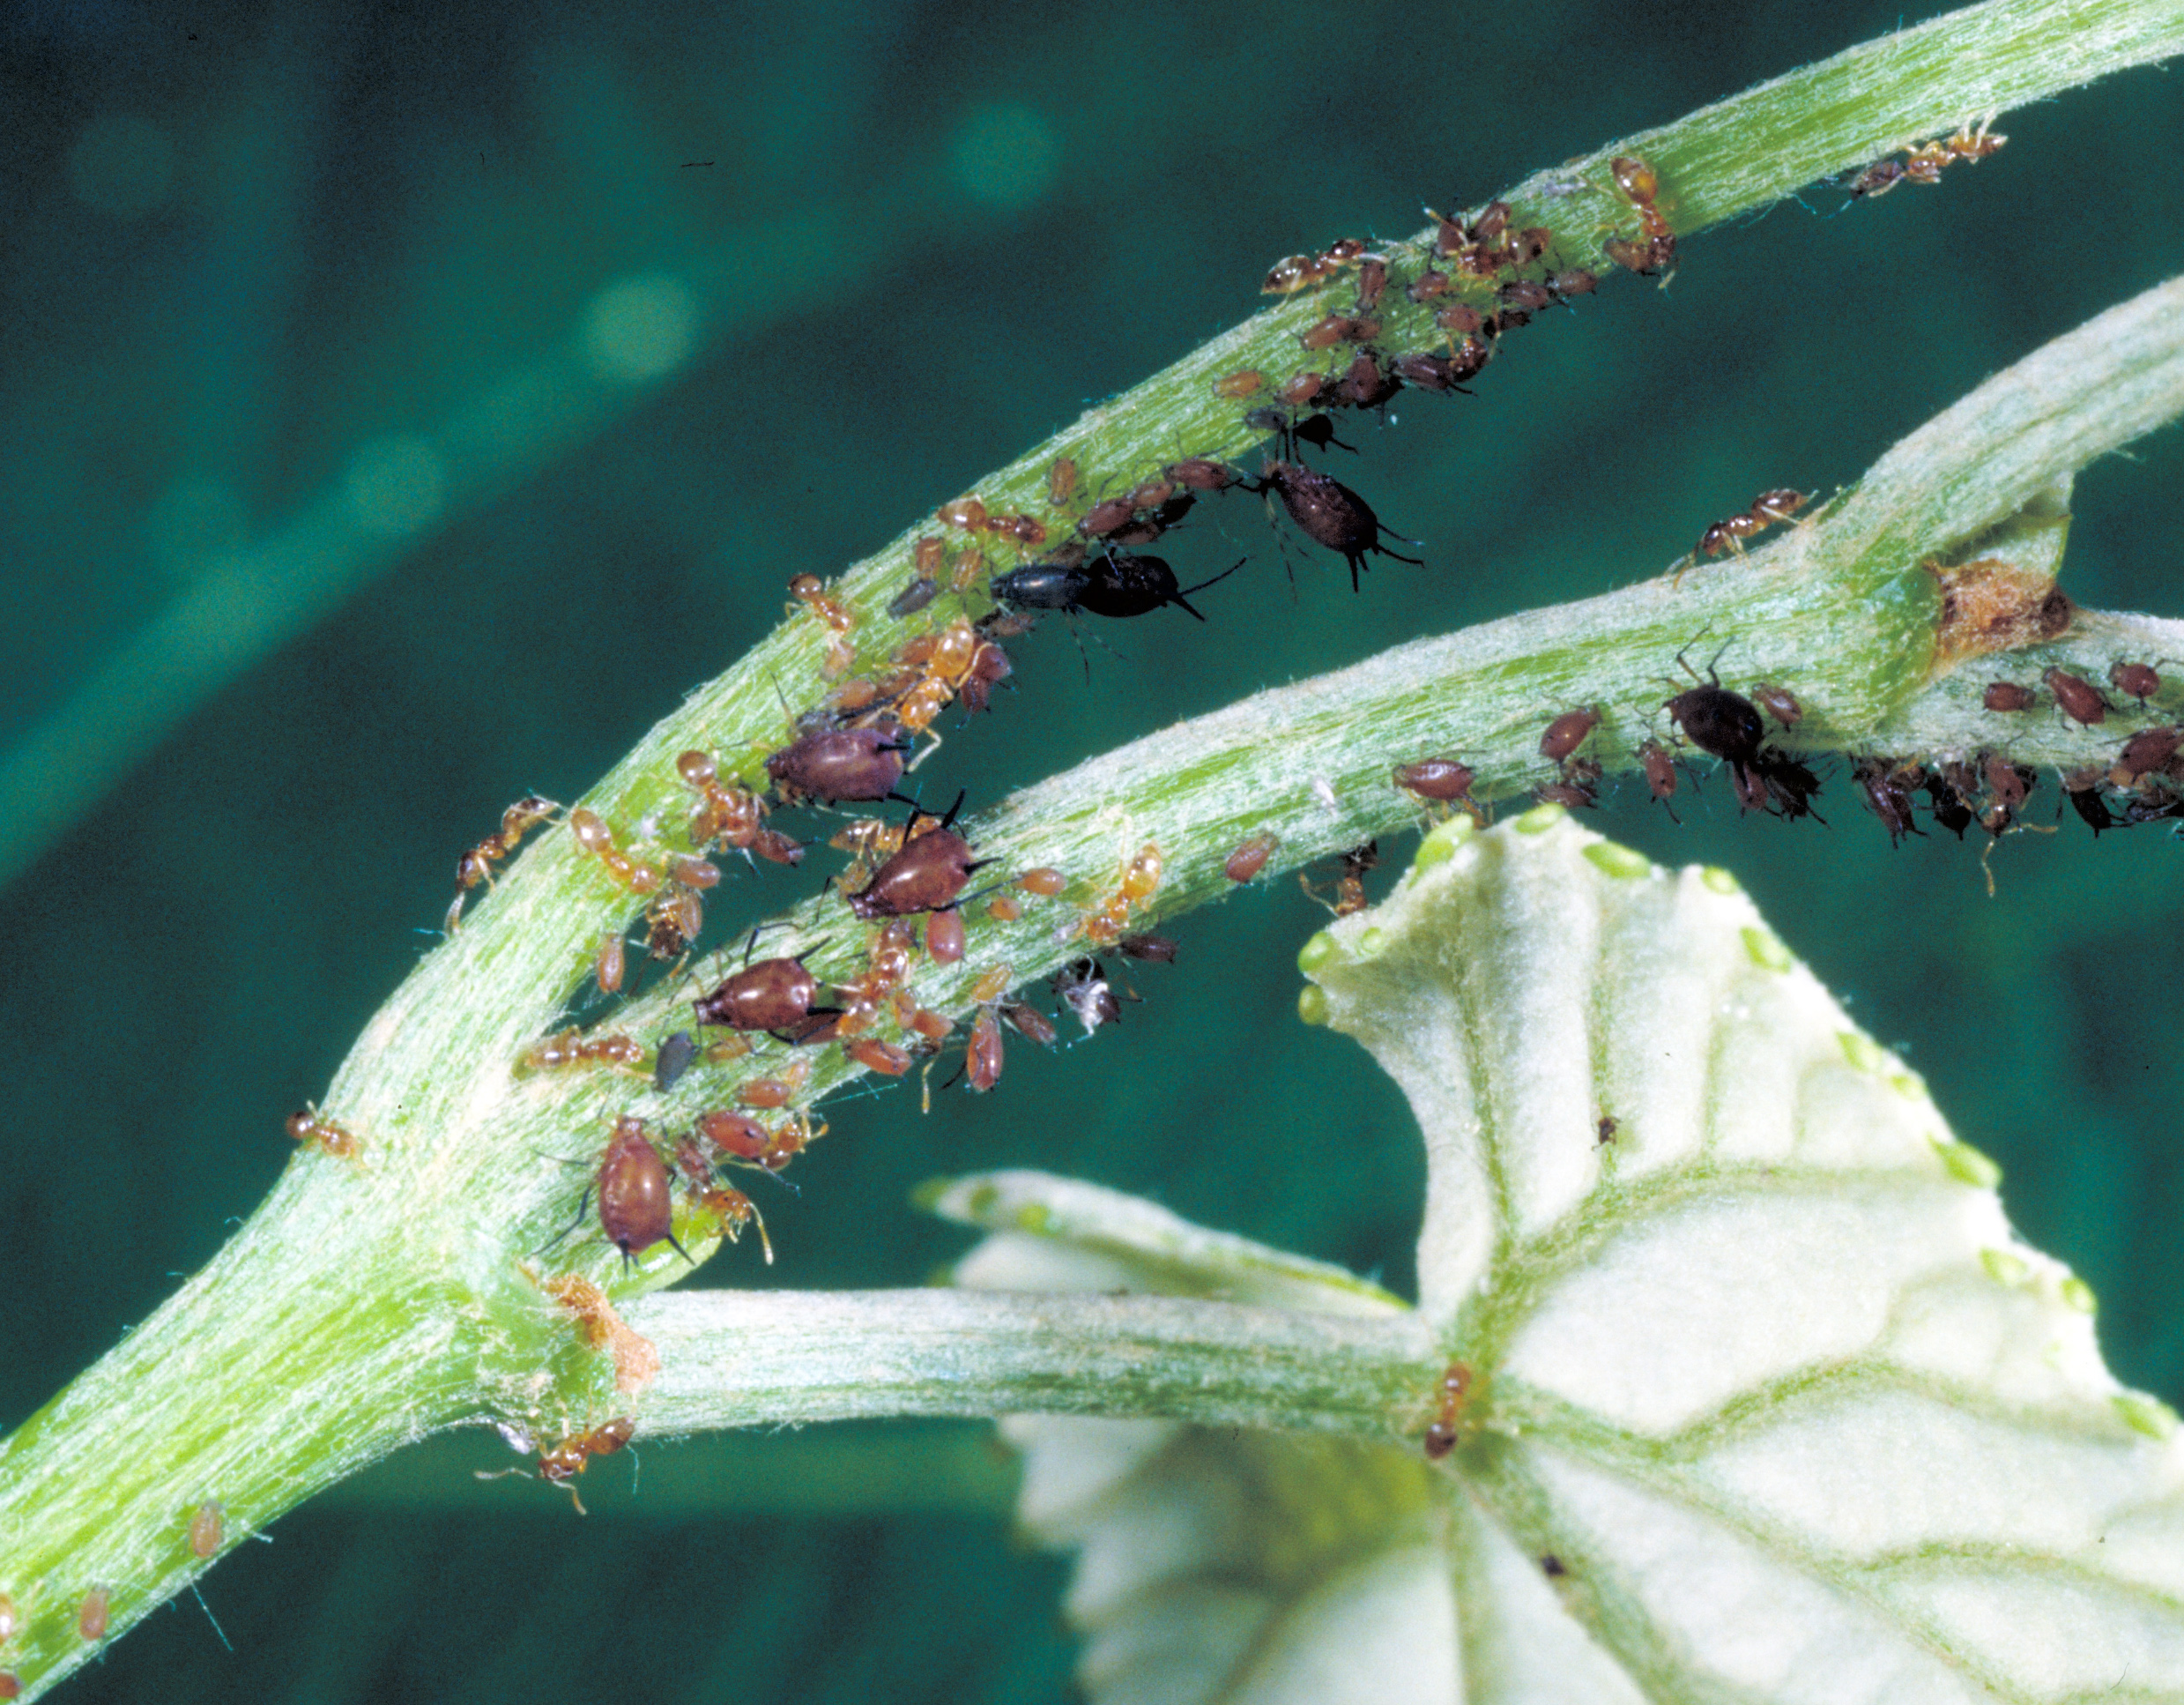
[846, 1037, 912, 1076]
[1262, 252, 1333, 294]
[848, 799, 982, 919]
[189, 1500, 224, 1559]
[286, 1104, 360, 1160]
[694, 953, 824, 1035]
[1603, 235, 1660, 276]
[1298, 313, 1356, 351]
[1498, 279, 1552, 313]
[1540, 707, 1601, 763]
[1215, 369, 1265, 399]
[1434, 302, 1483, 336]
[964, 1007, 1005, 1091]
[1423, 1362, 1472, 1461]
[1389, 353, 1463, 392]
[595, 1116, 680, 1263]
[78, 1586, 109, 1643]
[1078, 495, 1139, 540]
[1045, 458, 1080, 508]
[1353, 257, 1389, 310]
[1015, 867, 1067, 897]
[927, 908, 966, 964]
[698, 1108, 774, 1160]
[1982, 755, 2038, 832]
[594, 932, 628, 996]
[1224, 832, 1279, 883]
[2113, 726, 2183, 785]
[1394, 756, 1477, 808]
[1163, 458, 1239, 493]
[1596, 1116, 1617, 1145]
[1406, 267, 1452, 302]
[1257, 460, 1423, 592]
[1118, 933, 1178, 964]
[2109, 660, 2162, 705]
[957, 637, 1013, 715]
[2044, 666, 2110, 726]
[1983, 681, 2036, 712]
[1279, 371, 1324, 407]
[0, 1672, 19, 1701]
[1853, 758, 1927, 846]
[987, 894, 1021, 922]
[1329, 350, 1400, 411]
[1549, 267, 1598, 301]
[1750, 684, 1803, 727]
[1638, 741, 1680, 818]
[749, 827, 806, 867]
[1926, 768, 1976, 838]
[1001, 1002, 1058, 1046]
[764, 723, 908, 807]
[937, 495, 987, 531]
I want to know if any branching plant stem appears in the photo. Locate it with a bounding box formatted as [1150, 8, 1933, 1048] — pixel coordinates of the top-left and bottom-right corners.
[4, 4, 2184, 1694]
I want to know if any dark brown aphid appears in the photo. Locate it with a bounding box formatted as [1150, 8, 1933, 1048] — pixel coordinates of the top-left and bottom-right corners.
[956, 634, 1014, 715]
[1001, 1003, 1058, 1046]
[1983, 681, 2036, 712]
[1924, 769, 1974, 838]
[78, 1587, 109, 1643]
[694, 952, 824, 1035]
[1118, 933, 1178, 964]
[1394, 757, 1478, 815]
[596, 1116, 680, 1264]
[1388, 352, 1467, 393]
[1853, 758, 1927, 846]
[1498, 279, 1552, 312]
[1549, 267, 1598, 301]
[1353, 257, 1388, 311]
[1257, 460, 1423, 592]
[2113, 726, 2183, 785]
[2109, 660, 2162, 705]
[1981, 755, 2038, 834]
[748, 826, 806, 867]
[966, 1006, 1005, 1092]
[1750, 684, 1802, 727]
[1534, 778, 1598, 810]
[848, 798, 983, 919]
[765, 724, 909, 806]
[1224, 832, 1278, 883]
[1748, 751, 1825, 823]
[2044, 666, 2109, 726]
[446, 793, 561, 931]
[926, 907, 966, 964]
[2061, 768, 2121, 836]
[1596, 1116, 1617, 1145]
[1435, 302, 1483, 336]
[1406, 267, 1452, 302]
[1540, 707, 1601, 764]
[1665, 669, 1766, 766]
[1328, 351, 1400, 412]
[1423, 1362, 1471, 1461]
[1055, 957, 1123, 1037]
[1542, 1555, 1568, 1577]
[189, 1500, 224, 1559]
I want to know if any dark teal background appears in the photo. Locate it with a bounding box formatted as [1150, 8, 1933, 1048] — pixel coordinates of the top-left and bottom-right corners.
[4, 1, 2181, 1698]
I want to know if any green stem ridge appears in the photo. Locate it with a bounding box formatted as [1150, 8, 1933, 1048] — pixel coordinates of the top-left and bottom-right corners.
[4, 8, 2184, 1694]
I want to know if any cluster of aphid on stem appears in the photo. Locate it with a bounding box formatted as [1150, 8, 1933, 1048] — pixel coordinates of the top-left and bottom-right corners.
[263, 117, 2184, 1506]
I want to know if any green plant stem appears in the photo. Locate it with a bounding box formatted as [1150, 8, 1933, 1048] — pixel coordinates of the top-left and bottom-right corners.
[4, 11, 2184, 1694]
[628, 1292, 1430, 1436]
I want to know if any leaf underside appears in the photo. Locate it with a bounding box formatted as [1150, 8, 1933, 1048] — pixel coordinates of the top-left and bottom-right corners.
[940, 811, 2184, 1705]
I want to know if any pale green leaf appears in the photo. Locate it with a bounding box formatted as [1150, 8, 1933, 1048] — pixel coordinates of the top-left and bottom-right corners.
[947, 811, 2184, 1705]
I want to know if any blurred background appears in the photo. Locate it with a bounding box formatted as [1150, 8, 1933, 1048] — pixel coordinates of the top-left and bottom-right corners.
[4, 0, 2180, 1697]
